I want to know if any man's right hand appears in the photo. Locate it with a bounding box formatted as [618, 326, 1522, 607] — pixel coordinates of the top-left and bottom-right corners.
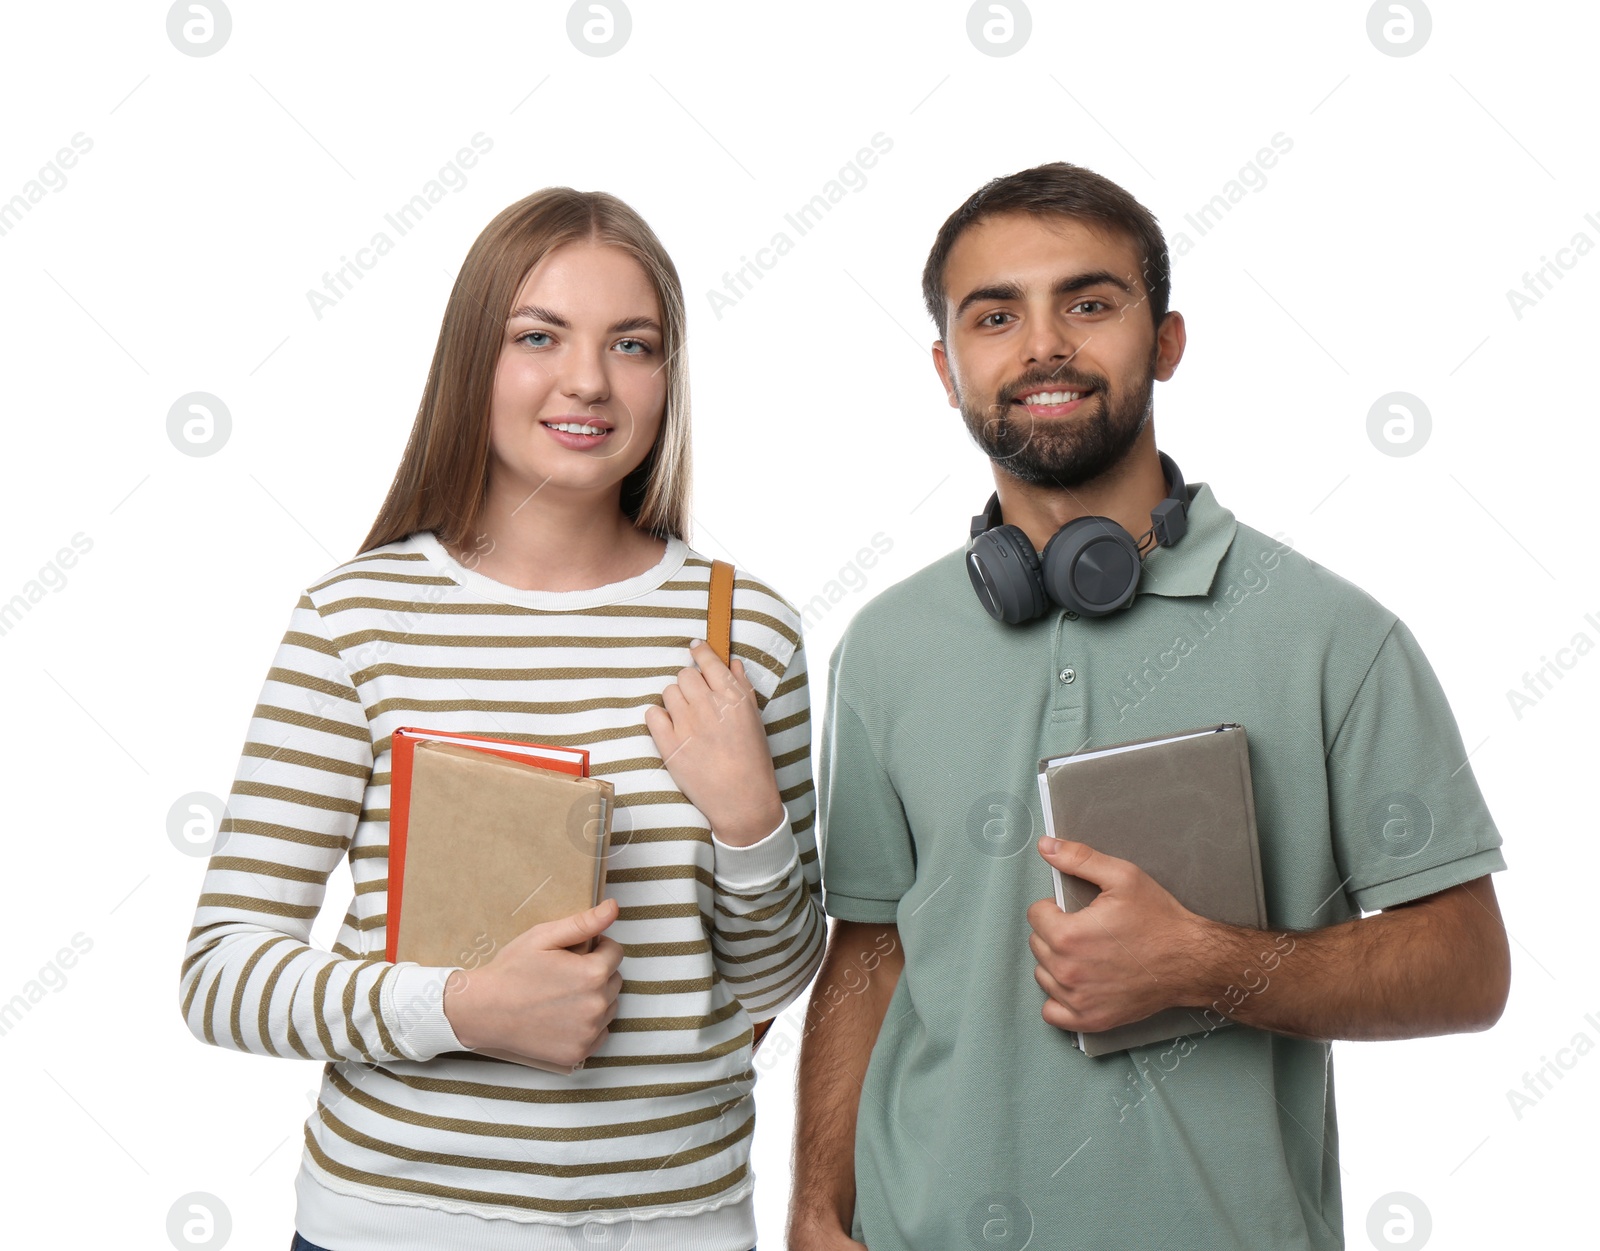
[442, 897, 624, 1069]
[787, 918, 904, 1251]
[786, 1221, 869, 1251]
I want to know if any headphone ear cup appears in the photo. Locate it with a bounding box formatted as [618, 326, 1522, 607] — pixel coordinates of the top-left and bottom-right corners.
[967, 525, 1048, 624]
[1040, 516, 1142, 617]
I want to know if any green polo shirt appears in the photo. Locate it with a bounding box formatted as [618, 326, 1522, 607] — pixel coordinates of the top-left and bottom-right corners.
[817, 479, 1506, 1251]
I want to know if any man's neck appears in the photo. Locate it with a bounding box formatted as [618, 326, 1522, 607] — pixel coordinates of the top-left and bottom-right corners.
[992, 434, 1171, 554]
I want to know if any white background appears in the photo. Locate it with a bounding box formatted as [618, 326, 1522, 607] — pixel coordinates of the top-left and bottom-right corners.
[1, 2, 1594, 1248]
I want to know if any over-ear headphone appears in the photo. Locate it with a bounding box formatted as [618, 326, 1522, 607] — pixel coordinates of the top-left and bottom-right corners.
[966, 451, 1190, 623]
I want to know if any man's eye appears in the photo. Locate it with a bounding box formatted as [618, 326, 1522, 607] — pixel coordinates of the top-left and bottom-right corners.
[979, 311, 1011, 327]
[1069, 300, 1106, 315]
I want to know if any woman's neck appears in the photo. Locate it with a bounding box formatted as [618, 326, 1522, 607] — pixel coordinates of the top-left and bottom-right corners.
[444, 480, 667, 593]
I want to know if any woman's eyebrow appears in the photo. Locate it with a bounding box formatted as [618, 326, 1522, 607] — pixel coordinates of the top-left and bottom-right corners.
[505, 305, 661, 335]
[507, 304, 568, 326]
[607, 316, 662, 334]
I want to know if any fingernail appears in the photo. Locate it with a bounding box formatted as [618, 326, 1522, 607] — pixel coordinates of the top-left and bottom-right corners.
[688, 637, 703, 648]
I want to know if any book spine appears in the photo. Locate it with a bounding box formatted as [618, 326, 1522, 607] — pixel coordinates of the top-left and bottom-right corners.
[385, 730, 416, 964]
[1229, 727, 1269, 929]
[1036, 769, 1067, 912]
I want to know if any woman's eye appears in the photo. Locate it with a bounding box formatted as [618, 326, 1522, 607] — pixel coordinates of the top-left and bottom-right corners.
[615, 338, 652, 355]
[517, 330, 552, 347]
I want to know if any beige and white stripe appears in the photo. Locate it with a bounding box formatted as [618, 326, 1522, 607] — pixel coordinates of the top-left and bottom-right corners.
[178, 531, 824, 1229]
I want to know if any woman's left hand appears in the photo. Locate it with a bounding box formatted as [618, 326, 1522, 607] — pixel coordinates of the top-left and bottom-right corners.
[644, 639, 787, 847]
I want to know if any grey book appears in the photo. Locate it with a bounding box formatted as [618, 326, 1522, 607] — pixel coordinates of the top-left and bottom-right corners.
[1035, 723, 1268, 1057]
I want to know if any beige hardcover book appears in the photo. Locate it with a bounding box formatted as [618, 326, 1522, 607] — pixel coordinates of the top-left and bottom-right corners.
[396, 740, 615, 1074]
[1036, 723, 1267, 1057]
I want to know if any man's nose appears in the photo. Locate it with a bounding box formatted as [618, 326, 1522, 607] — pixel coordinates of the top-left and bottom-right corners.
[1020, 315, 1083, 370]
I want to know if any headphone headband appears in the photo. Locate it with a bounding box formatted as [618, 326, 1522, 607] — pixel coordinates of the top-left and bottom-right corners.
[970, 493, 1004, 543]
[969, 451, 1189, 547]
[966, 452, 1192, 623]
[1149, 450, 1189, 547]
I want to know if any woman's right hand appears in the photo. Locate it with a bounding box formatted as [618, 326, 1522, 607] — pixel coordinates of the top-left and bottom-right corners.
[442, 898, 624, 1069]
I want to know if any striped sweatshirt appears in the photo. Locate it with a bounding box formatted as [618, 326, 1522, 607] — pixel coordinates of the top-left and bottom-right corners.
[178, 531, 826, 1251]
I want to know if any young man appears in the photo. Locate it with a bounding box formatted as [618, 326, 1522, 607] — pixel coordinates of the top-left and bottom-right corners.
[787, 163, 1510, 1251]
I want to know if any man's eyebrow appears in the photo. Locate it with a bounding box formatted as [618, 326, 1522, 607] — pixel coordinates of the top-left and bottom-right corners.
[1054, 270, 1135, 300]
[953, 281, 1024, 323]
[506, 305, 661, 334]
[953, 270, 1136, 322]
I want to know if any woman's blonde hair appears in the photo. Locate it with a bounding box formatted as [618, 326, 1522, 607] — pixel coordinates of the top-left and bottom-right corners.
[359, 188, 691, 554]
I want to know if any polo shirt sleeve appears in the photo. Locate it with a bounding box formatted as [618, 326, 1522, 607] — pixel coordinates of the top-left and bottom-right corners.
[817, 654, 916, 924]
[1326, 618, 1508, 913]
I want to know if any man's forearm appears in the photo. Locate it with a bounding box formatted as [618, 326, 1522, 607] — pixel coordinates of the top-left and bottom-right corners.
[789, 919, 904, 1240]
[1182, 876, 1510, 1042]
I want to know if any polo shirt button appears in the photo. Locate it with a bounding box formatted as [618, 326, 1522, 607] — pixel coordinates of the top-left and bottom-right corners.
[1059, 667, 1076, 684]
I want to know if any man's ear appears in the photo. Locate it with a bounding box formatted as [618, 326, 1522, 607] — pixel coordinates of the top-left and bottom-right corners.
[1153, 310, 1186, 383]
[931, 340, 960, 408]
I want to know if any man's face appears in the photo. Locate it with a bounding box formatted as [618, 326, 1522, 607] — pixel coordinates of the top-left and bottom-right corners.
[932, 211, 1178, 489]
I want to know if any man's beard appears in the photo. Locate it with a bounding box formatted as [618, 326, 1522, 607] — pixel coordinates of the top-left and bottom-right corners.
[957, 352, 1156, 489]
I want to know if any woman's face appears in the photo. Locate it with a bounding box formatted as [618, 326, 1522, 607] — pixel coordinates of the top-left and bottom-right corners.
[488, 240, 668, 503]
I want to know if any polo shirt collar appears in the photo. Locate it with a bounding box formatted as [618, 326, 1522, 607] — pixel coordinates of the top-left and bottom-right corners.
[1135, 480, 1237, 599]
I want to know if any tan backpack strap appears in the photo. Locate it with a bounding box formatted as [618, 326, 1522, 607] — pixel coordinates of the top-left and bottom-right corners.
[706, 559, 734, 666]
[708, 556, 771, 1055]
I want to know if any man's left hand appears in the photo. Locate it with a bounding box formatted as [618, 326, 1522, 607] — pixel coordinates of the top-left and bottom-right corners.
[1027, 836, 1213, 1034]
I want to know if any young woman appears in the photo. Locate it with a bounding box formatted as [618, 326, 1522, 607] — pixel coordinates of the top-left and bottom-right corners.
[178, 188, 825, 1251]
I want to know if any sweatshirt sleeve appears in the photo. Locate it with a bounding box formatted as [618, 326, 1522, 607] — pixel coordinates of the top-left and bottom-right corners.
[177, 592, 464, 1064]
[708, 635, 827, 1024]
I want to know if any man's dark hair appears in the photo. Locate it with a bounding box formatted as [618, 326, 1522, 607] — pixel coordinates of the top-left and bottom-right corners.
[921, 162, 1170, 339]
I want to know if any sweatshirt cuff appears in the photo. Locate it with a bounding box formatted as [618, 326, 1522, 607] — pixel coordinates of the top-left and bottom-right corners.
[711, 810, 799, 891]
[383, 963, 465, 1061]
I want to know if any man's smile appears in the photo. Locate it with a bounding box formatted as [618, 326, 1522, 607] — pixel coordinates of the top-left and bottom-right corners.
[1011, 386, 1096, 417]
